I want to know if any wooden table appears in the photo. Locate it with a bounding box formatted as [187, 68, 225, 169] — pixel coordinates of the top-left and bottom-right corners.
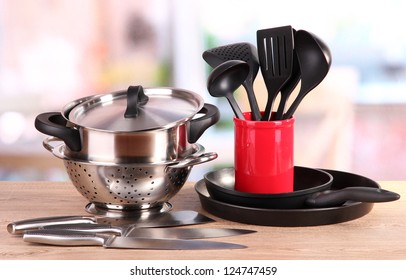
[0, 181, 405, 260]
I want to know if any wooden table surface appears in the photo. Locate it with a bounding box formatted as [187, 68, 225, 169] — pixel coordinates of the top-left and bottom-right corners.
[0, 181, 405, 260]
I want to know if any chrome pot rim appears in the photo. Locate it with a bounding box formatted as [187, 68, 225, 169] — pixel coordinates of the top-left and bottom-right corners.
[66, 87, 205, 133]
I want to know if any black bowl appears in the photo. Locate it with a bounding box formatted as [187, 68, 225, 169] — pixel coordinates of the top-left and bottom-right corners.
[204, 166, 333, 209]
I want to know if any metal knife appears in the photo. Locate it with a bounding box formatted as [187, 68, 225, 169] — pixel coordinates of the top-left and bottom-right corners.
[41, 224, 256, 239]
[23, 229, 246, 250]
[7, 211, 214, 235]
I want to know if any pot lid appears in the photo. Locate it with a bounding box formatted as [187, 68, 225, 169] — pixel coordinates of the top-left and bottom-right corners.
[68, 86, 204, 131]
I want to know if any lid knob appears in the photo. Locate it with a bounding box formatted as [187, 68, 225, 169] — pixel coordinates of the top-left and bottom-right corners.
[124, 85, 149, 118]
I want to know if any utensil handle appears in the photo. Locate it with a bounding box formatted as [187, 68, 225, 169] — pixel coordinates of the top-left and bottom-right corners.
[188, 103, 220, 143]
[307, 187, 401, 208]
[34, 112, 82, 151]
[243, 84, 262, 121]
[261, 81, 285, 121]
[226, 95, 245, 120]
[23, 229, 106, 246]
[7, 216, 97, 235]
[283, 92, 304, 119]
[42, 223, 122, 235]
[275, 95, 289, 120]
[275, 55, 301, 120]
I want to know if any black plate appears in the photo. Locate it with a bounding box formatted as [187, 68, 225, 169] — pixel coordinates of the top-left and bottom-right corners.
[195, 168, 380, 227]
[205, 166, 334, 209]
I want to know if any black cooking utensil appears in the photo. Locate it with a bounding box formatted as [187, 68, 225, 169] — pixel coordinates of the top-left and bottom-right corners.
[204, 167, 400, 209]
[274, 49, 301, 120]
[203, 43, 262, 120]
[257, 26, 294, 121]
[207, 60, 249, 119]
[196, 168, 400, 226]
[283, 30, 332, 119]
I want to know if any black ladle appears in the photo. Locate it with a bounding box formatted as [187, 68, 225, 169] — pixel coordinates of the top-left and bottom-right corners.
[203, 43, 262, 121]
[207, 60, 249, 119]
[283, 30, 332, 119]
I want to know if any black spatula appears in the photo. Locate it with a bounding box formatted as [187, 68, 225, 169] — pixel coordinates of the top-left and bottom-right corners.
[257, 26, 294, 121]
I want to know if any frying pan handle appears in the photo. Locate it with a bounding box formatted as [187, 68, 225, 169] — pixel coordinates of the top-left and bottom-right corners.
[35, 112, 82, 152]
[188, 103, 220, 143]
[306, 187, 401, 208]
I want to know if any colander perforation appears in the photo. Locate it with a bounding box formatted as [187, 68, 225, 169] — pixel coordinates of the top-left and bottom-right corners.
[61, 152, 198, 210]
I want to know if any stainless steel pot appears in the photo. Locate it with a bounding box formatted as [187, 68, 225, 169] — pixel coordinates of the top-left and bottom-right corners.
[35, 86, 220, 163]
[43, 137, 217, 210]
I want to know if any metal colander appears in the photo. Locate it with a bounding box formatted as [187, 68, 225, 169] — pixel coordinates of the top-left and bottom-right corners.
[44, 137, 217, 210]
[64, 161, 192, 210]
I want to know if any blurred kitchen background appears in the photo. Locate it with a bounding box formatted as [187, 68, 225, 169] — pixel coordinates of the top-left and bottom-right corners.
[0, 0, 405, 181]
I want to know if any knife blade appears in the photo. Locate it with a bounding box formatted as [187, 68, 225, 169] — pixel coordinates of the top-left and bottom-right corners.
[23, 229, 246, 250]
[41, 224, 256, 239]
[7, 211, 214, 235]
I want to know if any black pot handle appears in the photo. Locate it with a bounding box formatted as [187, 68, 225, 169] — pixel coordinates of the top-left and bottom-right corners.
[188, 103, 220, 143]
[306, 187, 401, 208]
[35, 112, 82, 152]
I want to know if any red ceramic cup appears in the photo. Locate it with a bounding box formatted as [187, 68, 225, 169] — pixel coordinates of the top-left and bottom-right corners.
[234, 112, 294, 194]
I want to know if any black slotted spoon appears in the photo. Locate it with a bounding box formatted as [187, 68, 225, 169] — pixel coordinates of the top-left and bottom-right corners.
[257, 26, 294, 121]
[203, 43, 262, 121]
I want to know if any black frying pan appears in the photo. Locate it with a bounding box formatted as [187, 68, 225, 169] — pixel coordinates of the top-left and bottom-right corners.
[204, 166, 400, 209]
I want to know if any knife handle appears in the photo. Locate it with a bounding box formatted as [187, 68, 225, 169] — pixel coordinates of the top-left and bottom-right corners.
[23, 229, 107, 246]
[7, 216, 97, 235]
[42, 223, 123, 235]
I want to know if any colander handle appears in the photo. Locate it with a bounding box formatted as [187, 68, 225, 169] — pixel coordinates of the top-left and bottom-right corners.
[42, 136, 65, 154]
[167, 152, 218, 169]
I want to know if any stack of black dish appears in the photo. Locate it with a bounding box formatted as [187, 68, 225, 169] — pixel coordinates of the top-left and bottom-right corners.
[195, 166, 400, 227]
